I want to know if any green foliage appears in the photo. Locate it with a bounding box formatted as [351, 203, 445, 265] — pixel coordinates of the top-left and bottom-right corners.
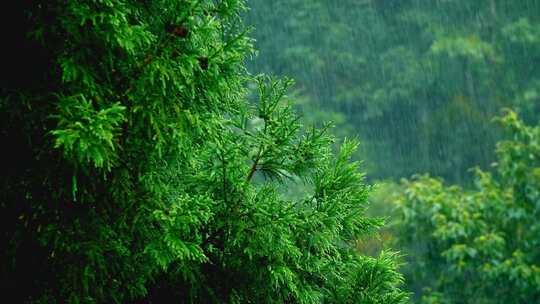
[393, 111, 540, 303]
[52, 95, 126, 170]
[246, 0, 540, 183]
[0, 1, 407, 303]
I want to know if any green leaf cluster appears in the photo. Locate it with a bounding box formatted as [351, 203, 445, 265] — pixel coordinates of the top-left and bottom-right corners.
[393, 111, 540, 303]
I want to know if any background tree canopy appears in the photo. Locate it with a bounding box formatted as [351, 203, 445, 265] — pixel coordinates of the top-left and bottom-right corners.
[246, 0, 540, 183]
[393, 111, 540, 303]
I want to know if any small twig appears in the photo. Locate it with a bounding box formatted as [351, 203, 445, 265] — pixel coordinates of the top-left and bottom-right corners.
[220, 148, 228, 204]
[247, 147, 263, 181]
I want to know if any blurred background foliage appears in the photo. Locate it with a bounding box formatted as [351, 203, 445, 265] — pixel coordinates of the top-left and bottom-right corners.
[392, 111, 540, 303]
[246, 0, 540, 183]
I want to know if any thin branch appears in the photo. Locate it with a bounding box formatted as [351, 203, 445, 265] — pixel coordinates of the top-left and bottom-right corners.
[247, 146, 263, 181]
[219, 148, 228, 204]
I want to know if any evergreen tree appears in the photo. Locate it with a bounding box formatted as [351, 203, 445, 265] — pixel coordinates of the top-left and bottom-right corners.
[0, 1, 407, 302]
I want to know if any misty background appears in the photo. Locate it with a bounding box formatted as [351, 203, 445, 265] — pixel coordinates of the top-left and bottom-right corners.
[244, 0, 540, 184]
